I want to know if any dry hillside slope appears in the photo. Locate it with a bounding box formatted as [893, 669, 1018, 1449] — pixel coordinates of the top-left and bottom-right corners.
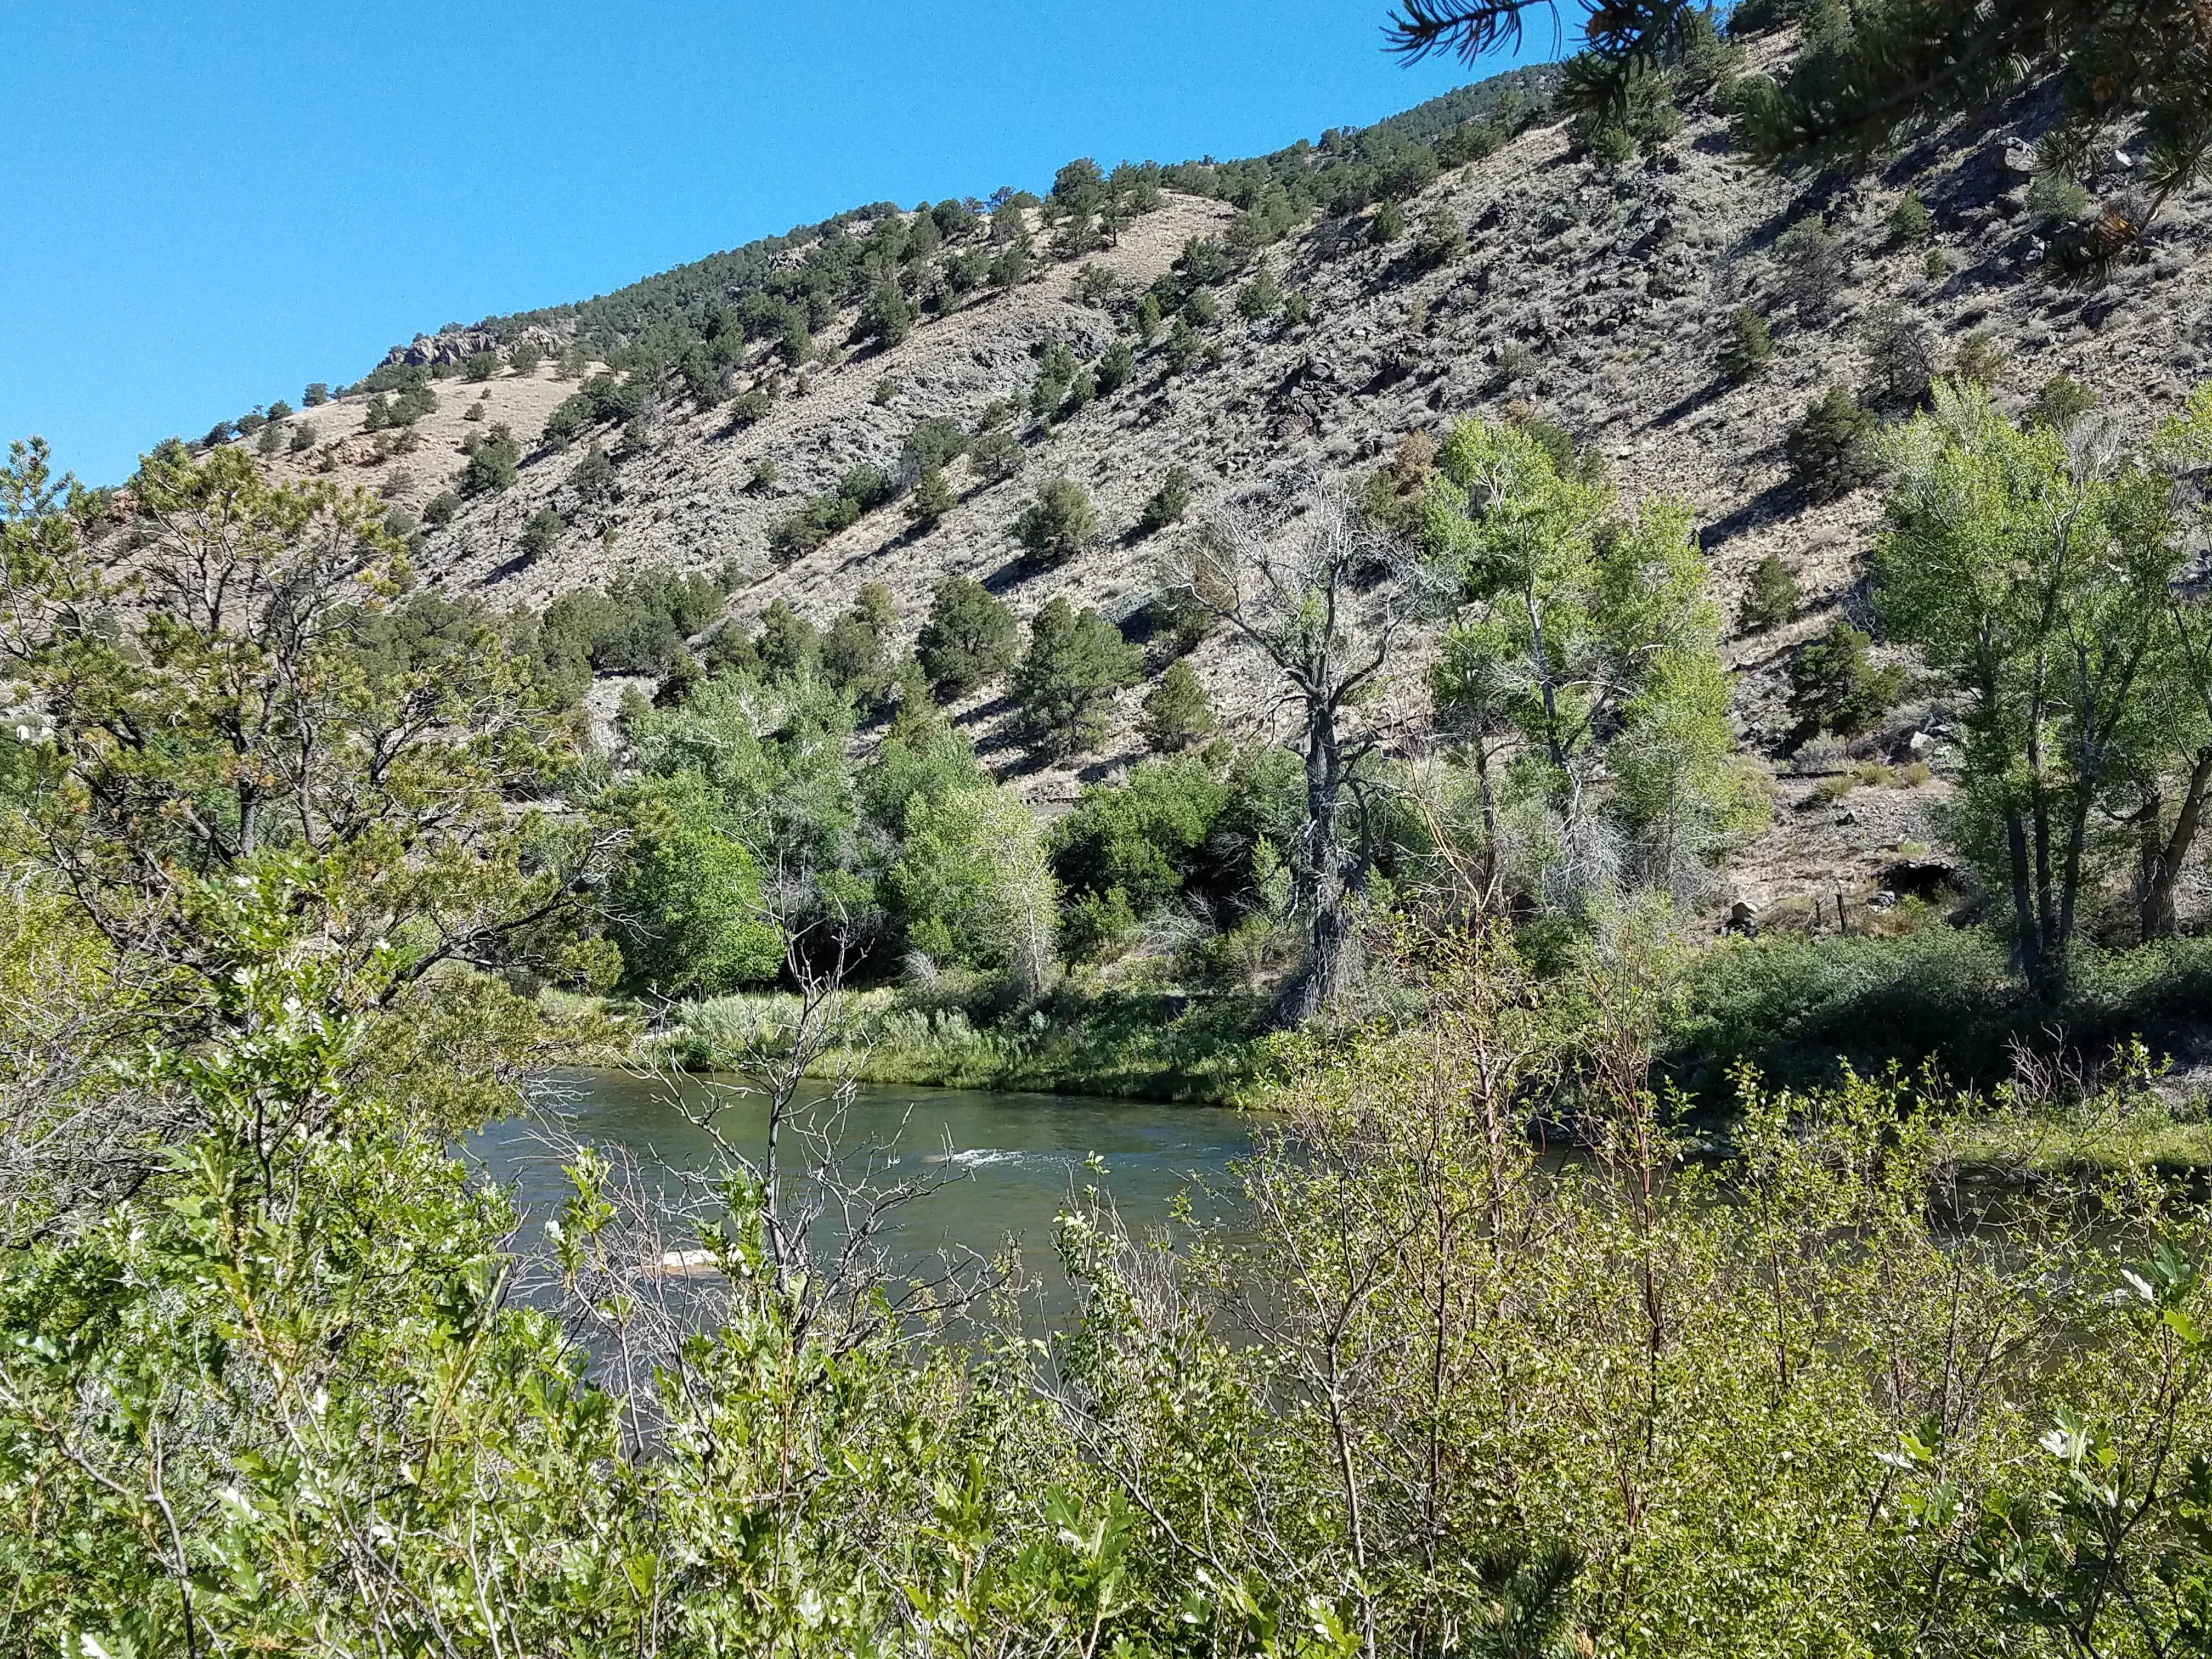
[216, 49, 2212, 919]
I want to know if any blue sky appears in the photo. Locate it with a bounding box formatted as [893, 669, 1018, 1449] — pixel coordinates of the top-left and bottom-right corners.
[2, 2, 1539, 484]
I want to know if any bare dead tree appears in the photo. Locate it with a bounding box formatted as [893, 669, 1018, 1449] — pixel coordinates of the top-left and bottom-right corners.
[1167, 484, 1424, 1023]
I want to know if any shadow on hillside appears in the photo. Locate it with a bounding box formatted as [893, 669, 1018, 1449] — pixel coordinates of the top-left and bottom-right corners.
[1699, 475, 1802, 550]
[1651, 377, 1730, 428]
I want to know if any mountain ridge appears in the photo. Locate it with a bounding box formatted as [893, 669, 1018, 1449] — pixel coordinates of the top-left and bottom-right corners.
[162, 30, 2212, 923]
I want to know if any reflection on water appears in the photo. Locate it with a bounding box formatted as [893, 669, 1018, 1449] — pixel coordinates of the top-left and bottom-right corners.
[464, 1068, 1255, 1278]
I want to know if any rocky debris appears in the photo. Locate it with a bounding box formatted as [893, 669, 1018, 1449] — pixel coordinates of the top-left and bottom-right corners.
[381, 323, 567, 369]
[190, 38, 2212, 916]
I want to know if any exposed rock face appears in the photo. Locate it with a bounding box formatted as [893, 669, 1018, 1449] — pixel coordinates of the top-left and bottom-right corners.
[200, 38, 2212, 916]
[379, 323, 566, 369]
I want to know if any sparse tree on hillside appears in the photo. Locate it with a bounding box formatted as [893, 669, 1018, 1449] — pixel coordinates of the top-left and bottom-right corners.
[1014, 477, 1097, 566]
[1786, 388, 1880, 500]
[861, 278, 916, 348]
[1011, 597, 1142, 759]
[1716, 307, 1773, 381]
[1137, 466, 1197, 537]
[1787, 623, 1904, 738]
[1140, 658, 1218, 753]
[571, 442, 614, 503]
[905, 461, 956, 530]
[459, 424, 522, 496]
[917, 577, 1020, 698]
[518, 505, 565, 563]
[1737, 553, 1798, 631]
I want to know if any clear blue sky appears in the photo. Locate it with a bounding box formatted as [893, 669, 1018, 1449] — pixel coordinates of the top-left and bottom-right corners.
[2, 1, 1539, 485]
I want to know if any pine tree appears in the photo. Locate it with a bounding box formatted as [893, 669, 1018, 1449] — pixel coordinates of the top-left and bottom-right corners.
[917, 577, 1020, 698]
[906, 461, 956, 531]
[1013, 597, 1142, 758]
[1139, 659, 1218, 752]
[1716, 307, 1774, 381]
[1737, 555, 1799, 632]
[1014, 477, 1098, 566]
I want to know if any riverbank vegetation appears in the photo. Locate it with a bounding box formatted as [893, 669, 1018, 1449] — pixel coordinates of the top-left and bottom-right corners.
[12, 132, 2212, 1650]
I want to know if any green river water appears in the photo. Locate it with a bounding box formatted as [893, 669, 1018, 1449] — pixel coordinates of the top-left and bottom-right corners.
[466, 1068, 1256, 1276]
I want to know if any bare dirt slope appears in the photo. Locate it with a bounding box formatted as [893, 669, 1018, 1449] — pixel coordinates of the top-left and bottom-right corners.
[226, 55, 2212, 913]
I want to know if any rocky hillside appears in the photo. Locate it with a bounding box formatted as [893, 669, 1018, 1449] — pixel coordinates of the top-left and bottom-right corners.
[199, 38, 2212, 921]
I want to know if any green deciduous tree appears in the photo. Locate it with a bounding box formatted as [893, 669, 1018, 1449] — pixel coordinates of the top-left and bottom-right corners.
[1874, 380, 2212, 991]
[602, 770, 782, 996]
[888, 785, 1057, 991]
[1422, 415, 1765, 911]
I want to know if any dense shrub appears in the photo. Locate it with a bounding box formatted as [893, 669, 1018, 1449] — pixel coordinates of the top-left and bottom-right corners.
[917, 577, 1020, 698]
[602, 772, 780, 997]
[1785, 388, 1879, 499]
[539, 567, 731, 680]
[1012, 597, 1141, 757]
[1013, 477, 1097, 565]
[2029, 373, 2097, 431]
[1050, 755, 1233, 923]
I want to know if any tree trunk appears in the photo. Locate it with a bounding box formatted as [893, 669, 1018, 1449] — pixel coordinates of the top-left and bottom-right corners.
[2005, 806, 2046, 998]
[1272, 698, 1363, 1026]
[2140, 751, 2212, 940]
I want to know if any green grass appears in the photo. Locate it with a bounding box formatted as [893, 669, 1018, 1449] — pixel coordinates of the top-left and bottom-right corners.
[636, 982, 1278, 1104]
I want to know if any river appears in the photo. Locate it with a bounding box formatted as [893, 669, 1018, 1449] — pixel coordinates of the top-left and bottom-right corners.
[465, 1068, 1256, 1283]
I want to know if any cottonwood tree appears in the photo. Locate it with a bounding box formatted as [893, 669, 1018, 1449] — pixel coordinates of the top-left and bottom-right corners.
[1420, 416, 1762, 918]
[1169, 486, 1418, 1022]
[1875, 381, 2212, 992]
